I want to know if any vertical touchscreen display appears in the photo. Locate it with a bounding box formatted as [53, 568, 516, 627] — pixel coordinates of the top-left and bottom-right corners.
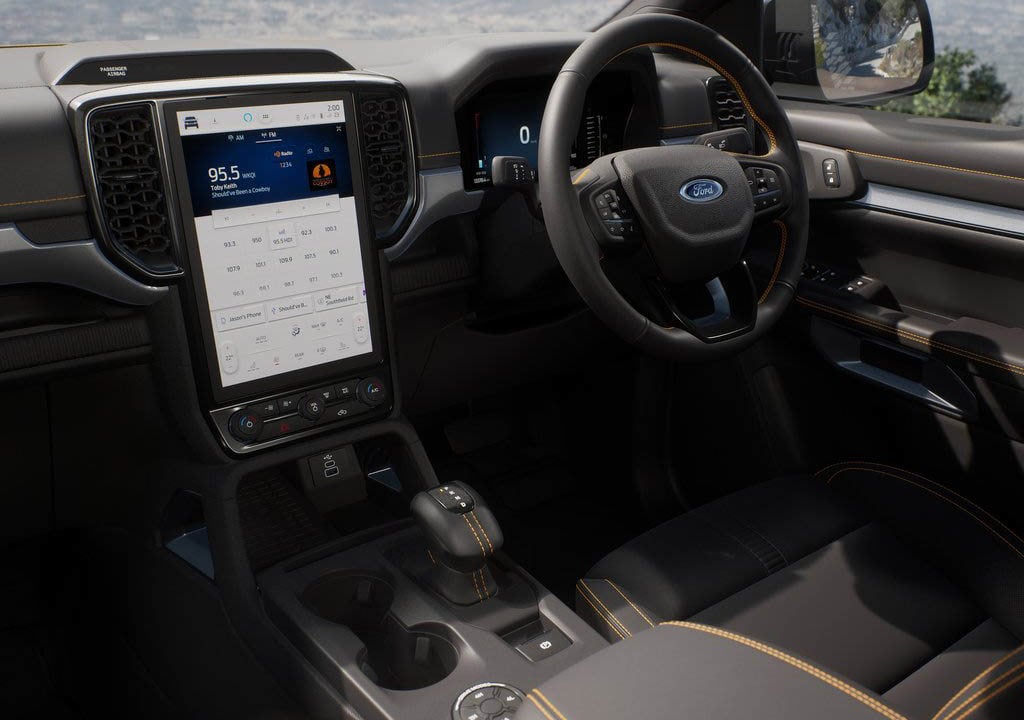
[176, 100, 372, 388]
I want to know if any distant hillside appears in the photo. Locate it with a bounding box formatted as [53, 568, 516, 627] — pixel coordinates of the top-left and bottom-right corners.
[927, 0, 1024, 124]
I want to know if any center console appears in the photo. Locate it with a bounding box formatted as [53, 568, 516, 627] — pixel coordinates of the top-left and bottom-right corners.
[73, 70, 605, 720]
[257, 481, 608, 720]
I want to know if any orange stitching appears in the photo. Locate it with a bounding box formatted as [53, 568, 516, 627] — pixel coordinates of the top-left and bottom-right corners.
[571, 168, 593, 185]
[660, 121, 714, 131]
[576, 584, 626, 640]
[826, 467, 1024, 561]
[0, 193, 86, 208]
[469, 566, 484, 602]
[533, 690, 570, 720]
[847, 150, 1024, 184]
[478, 568, 490, 600]
[795, 296, 1024, 378]
[941, 658, 1024, 720]
[605, 579, 654, 627]
[470, 510, 494, 554]
[462, 514, 487, 557]
[759, 220, 788, 304]
[816, 461, 1024, 549]
[527, 694, 557, 720]
[578, 580, 632, 638]
[611, 42, 776, 154]
[799, 296, 1024, 375]
[417, 150, 460, 159]
[663, 622, 908, 720]
[950, 666, 1024, 720]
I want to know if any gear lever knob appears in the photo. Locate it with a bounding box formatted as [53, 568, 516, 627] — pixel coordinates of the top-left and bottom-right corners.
[410, 483, 504, 604]
[411, 483, 504, 572]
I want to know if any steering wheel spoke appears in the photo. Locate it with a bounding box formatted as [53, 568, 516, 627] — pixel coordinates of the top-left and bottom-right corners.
[646, 261, 759, 343]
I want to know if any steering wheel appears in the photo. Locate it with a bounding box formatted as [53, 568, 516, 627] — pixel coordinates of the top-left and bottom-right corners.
[539, 13, 808, 361]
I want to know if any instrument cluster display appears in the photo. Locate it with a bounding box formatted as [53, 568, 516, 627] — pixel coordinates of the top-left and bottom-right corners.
[458, 73, 634, 189]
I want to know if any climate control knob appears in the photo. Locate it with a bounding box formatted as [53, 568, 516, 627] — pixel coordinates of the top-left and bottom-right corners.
[358, 377, 388, 407]
[228, 410, 263, 442]
[298, 395, 325, 421]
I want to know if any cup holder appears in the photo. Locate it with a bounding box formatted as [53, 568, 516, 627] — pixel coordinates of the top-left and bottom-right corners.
[301, 571, 458, 691]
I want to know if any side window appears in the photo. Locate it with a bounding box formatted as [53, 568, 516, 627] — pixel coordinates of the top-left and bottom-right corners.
[883, 0, 1022, 125]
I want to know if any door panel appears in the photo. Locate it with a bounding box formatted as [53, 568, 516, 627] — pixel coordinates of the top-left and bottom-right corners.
[786, 102, 1024, 210]
[773, 103, 1024, 489]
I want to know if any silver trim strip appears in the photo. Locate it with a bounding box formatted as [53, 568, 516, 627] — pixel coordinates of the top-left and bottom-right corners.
[0, 224, 166, 305]
[855, 183, 1024, 238]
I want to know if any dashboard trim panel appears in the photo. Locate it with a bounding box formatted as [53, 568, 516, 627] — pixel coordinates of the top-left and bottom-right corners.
[0, 224, 167, 305]
[854, 183, 1024, 240]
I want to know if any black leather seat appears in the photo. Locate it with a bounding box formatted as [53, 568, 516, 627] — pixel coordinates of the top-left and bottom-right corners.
[579, 462, 1024, 720]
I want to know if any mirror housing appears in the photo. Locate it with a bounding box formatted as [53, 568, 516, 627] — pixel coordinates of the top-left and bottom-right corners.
[767, 0, 935, 105]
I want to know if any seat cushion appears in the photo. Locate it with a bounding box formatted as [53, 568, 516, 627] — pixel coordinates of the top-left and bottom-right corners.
[581, 463, 1024, 719]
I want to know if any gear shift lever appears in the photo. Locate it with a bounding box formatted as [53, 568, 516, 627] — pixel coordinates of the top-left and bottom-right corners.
[410, 483, 504, 605]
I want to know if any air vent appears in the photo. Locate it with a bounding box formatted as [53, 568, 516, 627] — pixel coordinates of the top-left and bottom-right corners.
[88, 103, 178, 276]
[707, 77, 748, 131]
[359, 91, 414, 241]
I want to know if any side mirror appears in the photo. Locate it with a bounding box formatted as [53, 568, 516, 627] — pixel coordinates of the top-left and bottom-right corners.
[767, 0, 934, 104]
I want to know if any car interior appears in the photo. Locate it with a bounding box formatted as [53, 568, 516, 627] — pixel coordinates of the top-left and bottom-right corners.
[2, 0, 1024, 718]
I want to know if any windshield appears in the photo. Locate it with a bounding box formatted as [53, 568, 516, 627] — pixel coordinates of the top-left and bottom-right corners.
[0, 0, 627, 45]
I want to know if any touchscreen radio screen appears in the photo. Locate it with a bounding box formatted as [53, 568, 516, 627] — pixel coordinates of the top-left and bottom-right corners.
[176, 99, 372, 389]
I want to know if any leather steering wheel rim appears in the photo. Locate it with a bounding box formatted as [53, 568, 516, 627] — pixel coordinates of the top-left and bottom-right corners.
[538, 13, 809, 362]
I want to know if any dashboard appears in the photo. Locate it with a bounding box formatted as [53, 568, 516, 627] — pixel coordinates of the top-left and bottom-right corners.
[0, 34, 729, 455]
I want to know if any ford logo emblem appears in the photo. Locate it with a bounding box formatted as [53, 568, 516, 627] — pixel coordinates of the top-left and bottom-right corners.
[680, 179, 725, 203]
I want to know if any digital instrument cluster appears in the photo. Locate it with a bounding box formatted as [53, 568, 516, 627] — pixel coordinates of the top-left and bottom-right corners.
[457, 73, 634, 190]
